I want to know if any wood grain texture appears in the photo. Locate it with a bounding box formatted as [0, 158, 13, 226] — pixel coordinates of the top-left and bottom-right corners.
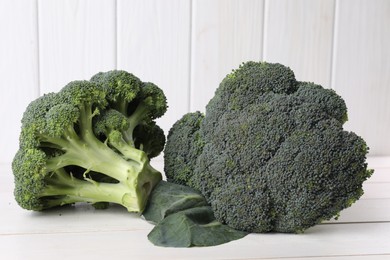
[332, 0, 390, 156]
[117, 0, 191, 136]
[38, 0, 116, 93]
[190, 0, 264, 112]
[0, 222, 389, 259]
[0, 0, 39, 163]
[263, 0, 335, 87]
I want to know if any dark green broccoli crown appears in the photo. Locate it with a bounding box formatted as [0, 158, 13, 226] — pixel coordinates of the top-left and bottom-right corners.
[165, 61, 372, 233]
[206, 62, 297, 119]
[265, 126, 371, 232]
[295, 82, 348, 124]
[164, 112, 204, 186]
[210, 181, 273, 233]
[226, 61, 297, 93]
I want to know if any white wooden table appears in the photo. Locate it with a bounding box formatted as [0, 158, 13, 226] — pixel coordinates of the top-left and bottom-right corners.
[1, 157, 389, 260]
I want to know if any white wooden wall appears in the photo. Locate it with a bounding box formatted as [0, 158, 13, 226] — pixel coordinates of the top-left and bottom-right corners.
[1, 0, 389, 164]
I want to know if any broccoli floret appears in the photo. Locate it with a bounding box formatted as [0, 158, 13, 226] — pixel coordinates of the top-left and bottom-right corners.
[90, 70, 142, 113]
[164, 61, 373, 233]
[91, 71, 167, 155]
[164, 112, 204, 186]
[133, 122, 166, 158]
[13, 73, 166, 212]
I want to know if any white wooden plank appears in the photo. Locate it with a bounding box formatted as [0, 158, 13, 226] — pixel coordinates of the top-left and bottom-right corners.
[365, 168, 390, 184]
[282, 256, 390, 260]
[263, 0, 335, 88]
[365, 157, 390, 184]
[0, 0, 39, 164]
[362, 183, 390, 199]
[0, 223, 389, 259]
[0, 183, 153, 235]
[332, 0, 390, 156]
[38, 0, 116, 93]
[367, 156, 390, 169]
[190, 0, 264, 112]
[117, 0, 191, 137]
[328, 198, 390, 223]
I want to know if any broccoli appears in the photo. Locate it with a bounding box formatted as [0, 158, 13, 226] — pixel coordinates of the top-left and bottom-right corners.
[164, 61, 373, 233]
[12, 70, 166, 212]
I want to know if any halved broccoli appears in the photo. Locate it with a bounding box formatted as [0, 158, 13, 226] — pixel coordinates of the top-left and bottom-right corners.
[164, 61, 373, 233]
[13, 71, 166, 212]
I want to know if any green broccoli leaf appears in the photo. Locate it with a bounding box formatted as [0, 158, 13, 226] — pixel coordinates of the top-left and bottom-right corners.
[147, 206, 248, 247]
[143, 181, 248, 247]
[143, 181, 208, 223]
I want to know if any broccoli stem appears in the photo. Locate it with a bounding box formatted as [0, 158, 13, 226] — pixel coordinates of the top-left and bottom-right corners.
[105, 130, 162, 195]
[41, 168, 147, 211]
[44, 139, 161, 212]
[123, 102, 149, 145]
[44, 132, 132, 179]
[114, 96, 128, 116]
[41, 104, 162, 212]
[106, 131, 146, 164]
[42, 104, 141, 181]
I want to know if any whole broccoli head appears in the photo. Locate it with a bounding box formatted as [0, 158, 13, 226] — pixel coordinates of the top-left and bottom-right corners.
[164, 61, 373, 233]
[13, 71, 166, 212]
